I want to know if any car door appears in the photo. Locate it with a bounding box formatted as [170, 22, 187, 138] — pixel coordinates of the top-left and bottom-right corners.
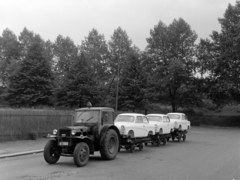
[142, 116, 151, 136]
[135, 116, 144, 137]
[182, 114, 188, 129]
[162, 116, 170, 134]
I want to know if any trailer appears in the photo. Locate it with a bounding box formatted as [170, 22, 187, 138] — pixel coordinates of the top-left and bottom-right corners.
[145, 133, 171, 146]
[119, 136, 152, 153]
[170, 129, 188, 142]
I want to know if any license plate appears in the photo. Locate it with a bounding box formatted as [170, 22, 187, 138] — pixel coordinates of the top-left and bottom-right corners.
[59, 142, 69, 146]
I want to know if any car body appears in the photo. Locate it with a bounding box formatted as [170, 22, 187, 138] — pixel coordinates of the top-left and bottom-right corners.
[114, 113, 157, 138]
[146, 114, 174, 134]
[166, 112, 191, 131]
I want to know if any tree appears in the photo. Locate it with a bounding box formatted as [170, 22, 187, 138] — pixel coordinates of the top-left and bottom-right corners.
[108, 27, 132, 109]
[108, 27, 132, 73]
[6, 35, 54, 107]
[19, 27, 35, 59]
[80, 29, 110, 84]
[146, 18, 198, 111]
[53, 35, 78, 82]
[0, 28, 21, 87]
[118, 47, 148, 112]
[205, 2, 240, 106]
[55, 53, 100, 108]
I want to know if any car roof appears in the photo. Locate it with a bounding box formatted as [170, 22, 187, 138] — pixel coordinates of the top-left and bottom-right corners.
[75, 107, 114, 111]
[167, 112, 185, 115]
[117, 113, 145, 116]
[146, 114, 166, 116]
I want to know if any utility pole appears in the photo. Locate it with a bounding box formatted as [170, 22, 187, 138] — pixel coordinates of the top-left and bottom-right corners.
[115, 56, 120, 115]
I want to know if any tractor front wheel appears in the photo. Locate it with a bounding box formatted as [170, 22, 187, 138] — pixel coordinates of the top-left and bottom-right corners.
[73, 142, 90, 167]
[43, 140, 61, 164]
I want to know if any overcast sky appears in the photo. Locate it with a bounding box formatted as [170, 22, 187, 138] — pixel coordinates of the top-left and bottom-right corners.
[0, 0, 237, 50]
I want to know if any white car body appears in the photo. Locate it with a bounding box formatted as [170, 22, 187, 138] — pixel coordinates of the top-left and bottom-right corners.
[114, 113, 157, 138]
[166, 113, 191, 131]
[146, 114, 174, 134]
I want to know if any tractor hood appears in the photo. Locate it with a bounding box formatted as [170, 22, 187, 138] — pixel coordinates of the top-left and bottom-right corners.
[62, 126, 90, 132]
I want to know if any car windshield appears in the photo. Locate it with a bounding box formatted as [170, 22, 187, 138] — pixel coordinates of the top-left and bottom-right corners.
[75, 110, 99, 123]
[147, 116, 162, 122]
[167, 114, 181, 119]
[115, 115, 135, 123]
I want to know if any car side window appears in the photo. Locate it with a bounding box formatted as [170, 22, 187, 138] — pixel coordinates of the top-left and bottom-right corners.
[182, 115, 186, 120]
[166, 117, 170, 122]
[163, 116, 167, 122]
[143, 117, 149, 124]
[136, 116, 143, 123]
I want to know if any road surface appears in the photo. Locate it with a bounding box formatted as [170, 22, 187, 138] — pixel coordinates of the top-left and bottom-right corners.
[0, 127, 239, 180]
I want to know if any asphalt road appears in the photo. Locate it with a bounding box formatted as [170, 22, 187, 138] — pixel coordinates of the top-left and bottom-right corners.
[0, 127, 239, 180]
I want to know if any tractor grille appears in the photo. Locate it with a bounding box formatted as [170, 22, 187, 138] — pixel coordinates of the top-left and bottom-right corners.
[59, 129, 71, 137]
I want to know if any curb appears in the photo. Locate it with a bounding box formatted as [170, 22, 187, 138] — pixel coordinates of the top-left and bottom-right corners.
[0, 149, 43, 159]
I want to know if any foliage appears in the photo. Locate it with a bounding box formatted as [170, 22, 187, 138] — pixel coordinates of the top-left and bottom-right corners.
[55, 53, 100, 108]
[6, 35, 54, 107]
[0, 1, 240, 112]
[108, 27, 132, 73]
[146, 18, 199, 111]
[198, 2, 240, 107]
[0, 28, 21, 87]
[118, 48, 149, 112]
[108, 27, 133, 109]
[80, 29, 111, 83]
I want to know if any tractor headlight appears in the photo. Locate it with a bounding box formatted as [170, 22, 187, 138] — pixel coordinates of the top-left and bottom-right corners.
[120, 125, 125, 134]
[71, 129, 76, 135]
[53, 129, 58, 135]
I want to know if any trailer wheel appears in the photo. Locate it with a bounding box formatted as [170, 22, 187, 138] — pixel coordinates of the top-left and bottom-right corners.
[100, 129, 119, 160]
[182, 134, 186, 141]
[162, 138, 167, 145]
[130, 144, 135, 153]
[177, 136, 181, 142]
[73, 142, 89, 167]
[44, 140, 61, 164]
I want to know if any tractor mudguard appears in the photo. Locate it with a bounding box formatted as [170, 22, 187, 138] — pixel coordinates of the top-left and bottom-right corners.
[99, 125, 120, 146]
[75, 136, 95, 154]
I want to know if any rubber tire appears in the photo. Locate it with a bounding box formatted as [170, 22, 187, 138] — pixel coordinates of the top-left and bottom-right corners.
[100, 129, 119, 160]
[130, 144, 135, 153]
[177, 136, 181, 142]
[162, 139, 166, 145]
[43, 140, 60, 164]
[183, 134, 186, 141]
[73, 142, 90, 167]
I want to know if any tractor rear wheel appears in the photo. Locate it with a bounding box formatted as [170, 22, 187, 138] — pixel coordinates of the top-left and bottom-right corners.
[100, 129, 119, 160]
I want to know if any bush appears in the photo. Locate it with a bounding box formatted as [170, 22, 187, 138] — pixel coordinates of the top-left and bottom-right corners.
[28, 131, 38, 140]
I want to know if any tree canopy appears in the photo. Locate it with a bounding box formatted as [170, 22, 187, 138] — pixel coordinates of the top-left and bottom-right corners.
[0, 1, 240, 111]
